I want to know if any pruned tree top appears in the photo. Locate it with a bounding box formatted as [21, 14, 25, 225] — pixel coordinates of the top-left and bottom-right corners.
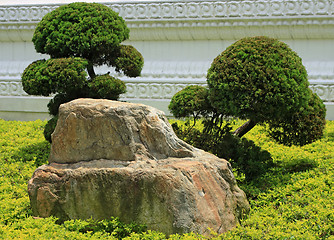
[207, 36, 310, 124]
[32, 2, 129, 66]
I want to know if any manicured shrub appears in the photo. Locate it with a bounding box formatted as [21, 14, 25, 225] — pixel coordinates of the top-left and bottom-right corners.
[268, 90, 326, 146]
[87, 74, 126, 100]
[114, 45, 144, 78]
[21, 60, 50, 96]
[168, 85, 213, 119]
[207, 36, 310, 137]
[32, 2, 129, 63]
[22, 58, 88, 97]
[22, 2, 144, 142]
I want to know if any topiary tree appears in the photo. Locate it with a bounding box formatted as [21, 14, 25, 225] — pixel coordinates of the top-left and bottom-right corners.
[21, 2, 144, 142]
[207, 36, 311, 137]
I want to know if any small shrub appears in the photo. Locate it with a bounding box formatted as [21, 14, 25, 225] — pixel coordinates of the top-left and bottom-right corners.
[207, 36, 310, 123]
[206, 36, 311, 138]
[168, 85, 213, 120]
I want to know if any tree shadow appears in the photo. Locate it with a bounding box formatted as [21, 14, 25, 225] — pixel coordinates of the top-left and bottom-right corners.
[327, 132, 334, 142]
[11, 141, 50, 167]
[240, 156, 318, 201]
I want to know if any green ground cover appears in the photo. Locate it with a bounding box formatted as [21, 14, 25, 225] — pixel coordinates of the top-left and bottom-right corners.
[0, 119, 333, 239]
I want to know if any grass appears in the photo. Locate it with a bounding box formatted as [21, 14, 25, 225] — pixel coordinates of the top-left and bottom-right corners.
[0, 119, 333, 239]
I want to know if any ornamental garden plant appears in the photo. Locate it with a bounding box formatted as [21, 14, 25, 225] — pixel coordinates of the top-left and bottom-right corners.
[169, 36, 326, 145]
[169, 36, 326, 180]
[21, 2, 144, 142]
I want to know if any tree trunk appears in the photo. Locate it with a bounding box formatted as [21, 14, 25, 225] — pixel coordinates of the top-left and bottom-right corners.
[233, 119, 257, 138]
[87, 61, 96, 79]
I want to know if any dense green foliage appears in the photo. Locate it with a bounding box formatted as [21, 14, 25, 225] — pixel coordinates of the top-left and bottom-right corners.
[32, 2, 129, 65]
[87, 74, 127, 100]
[170, 37, 325, 145]
[168, 85, 213, 119]
[43, 116, 58, 143]
[207, 36, 310, 123]
[22, 2, 144, 142]
[268, 90, 327, 146]
[22, 58, 88, 97]
[114, 45, 144, 78]
[171, 120, 273, 180]
[0, 119, 333, 239]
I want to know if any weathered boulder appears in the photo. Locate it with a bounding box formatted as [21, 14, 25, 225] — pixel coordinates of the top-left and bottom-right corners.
[28, 98, 249, 236]
[49, 99, 193, 163]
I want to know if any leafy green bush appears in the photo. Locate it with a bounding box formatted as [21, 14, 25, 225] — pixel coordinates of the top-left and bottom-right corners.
[22, 2, 144, 142]
[114, 45, 144, 78]
[207, 36, 310, 123]
[268, 90, 326, 146]
[168, 85, 213, 120]
[88, 74, 126, 100]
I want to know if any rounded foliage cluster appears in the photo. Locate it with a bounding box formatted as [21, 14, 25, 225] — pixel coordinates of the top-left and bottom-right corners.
[32, 2, 129, 65]
[22, 58, 88, 96]
[207, 36, 310, 123]
[168, 85, 213, 118]
[114, 45, 144, 78]
[87, 74, 126, 100]
[268, 90, 326, 146]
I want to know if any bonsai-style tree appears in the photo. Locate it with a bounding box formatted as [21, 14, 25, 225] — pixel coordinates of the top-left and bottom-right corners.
[169, 36, 325, 146]
[21, 2, 144, 142]
[206, 36, 312, 138]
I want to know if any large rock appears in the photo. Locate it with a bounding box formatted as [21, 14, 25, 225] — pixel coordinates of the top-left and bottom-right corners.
[28, 98, 249, 236]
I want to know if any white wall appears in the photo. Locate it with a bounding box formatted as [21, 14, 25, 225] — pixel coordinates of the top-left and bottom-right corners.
[0, 0, 334, 120]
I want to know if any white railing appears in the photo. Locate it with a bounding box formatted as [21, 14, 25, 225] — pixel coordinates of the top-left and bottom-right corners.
[1, 0, 333, 120]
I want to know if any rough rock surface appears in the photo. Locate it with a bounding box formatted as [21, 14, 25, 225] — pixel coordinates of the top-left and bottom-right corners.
[28, 98, 249, 236]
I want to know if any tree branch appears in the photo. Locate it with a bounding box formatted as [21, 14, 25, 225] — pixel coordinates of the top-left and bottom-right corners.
[87, 61, 96, 79]
[233, 119, 257, 138]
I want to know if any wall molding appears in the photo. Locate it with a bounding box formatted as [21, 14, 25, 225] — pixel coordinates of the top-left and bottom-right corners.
[1, 0, 334, 41]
